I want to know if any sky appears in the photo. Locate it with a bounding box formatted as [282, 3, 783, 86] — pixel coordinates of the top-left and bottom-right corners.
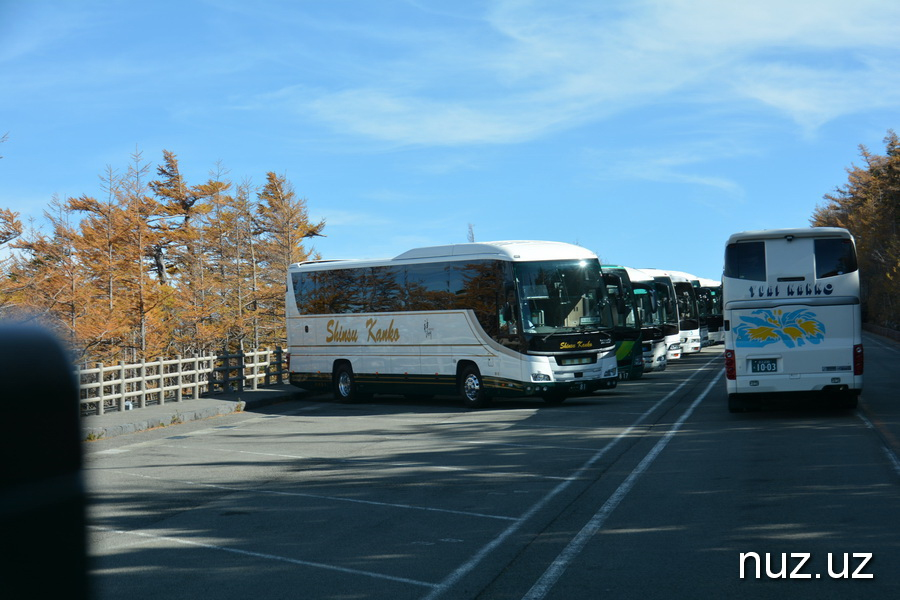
[1, 0, 899, 281]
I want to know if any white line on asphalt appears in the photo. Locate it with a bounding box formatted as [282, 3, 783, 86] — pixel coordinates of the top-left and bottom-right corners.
[521, 372, 722, 600]
[857, 412, 900, 478]
[460, 438, 648, 453]
[421, 356, 722, 600]
[89, 525, 438, 589]
[862, 332, 900, 354]
[85, 403, 333, 456]
[113, 470, 518, 521]
[154, 440, 577, 481]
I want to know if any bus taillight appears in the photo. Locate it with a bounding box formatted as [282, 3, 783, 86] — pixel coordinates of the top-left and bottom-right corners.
[724, 349, 736, 380]
[853, 344, 864, 375]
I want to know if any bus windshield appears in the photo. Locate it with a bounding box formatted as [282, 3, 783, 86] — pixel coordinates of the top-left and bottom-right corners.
[673, 282, 698, 323]
[656, 282, 678, 325]
[633, 284, 662, 328]
[513, 260, 612, 334]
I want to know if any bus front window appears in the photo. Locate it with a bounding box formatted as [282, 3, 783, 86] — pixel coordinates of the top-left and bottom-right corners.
[513, 260, 613, 334]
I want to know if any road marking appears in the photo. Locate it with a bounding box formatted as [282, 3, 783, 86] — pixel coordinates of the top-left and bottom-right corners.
[113, 470, 517, 521]
[521, 372, 723, 600]
[89, 525, 438, 589]
[862, 332, 900, 354]
[422, 356, 722, 600]
[857, 410, 900, 478]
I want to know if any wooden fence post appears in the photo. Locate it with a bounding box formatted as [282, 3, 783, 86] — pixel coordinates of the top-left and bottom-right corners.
[139, 360, 147, 408]
[193, 355, 201, 399]
[250, 349, 259, 391]
[276, 346, 284, 385]
[97, 362, 105, 415]
[237, 350, 245, 393]
[176, 355, 183, 402]
[119, 361, 127, 411]
[157, 357, 165, 405]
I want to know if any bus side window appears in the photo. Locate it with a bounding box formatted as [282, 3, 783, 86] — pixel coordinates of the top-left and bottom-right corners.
[724, 241, 766, 281]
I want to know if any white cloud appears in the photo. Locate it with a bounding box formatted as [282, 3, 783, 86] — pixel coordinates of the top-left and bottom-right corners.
[587, 141, 746, 199]
[292, 0, 900, 145]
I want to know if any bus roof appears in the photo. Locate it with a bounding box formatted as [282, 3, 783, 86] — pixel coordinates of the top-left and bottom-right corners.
[664, 269, 700, 282]
[725, 227, 852, 245]
[697, 277, 721, 287]
[289, 240, 598, 272]
[622, 266, 654, 282]
[637, 268, 697, 283]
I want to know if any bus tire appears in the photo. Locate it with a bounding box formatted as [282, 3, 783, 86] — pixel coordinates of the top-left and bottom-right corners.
[459, 365, 489, 409]
[333, 363, 366, 403]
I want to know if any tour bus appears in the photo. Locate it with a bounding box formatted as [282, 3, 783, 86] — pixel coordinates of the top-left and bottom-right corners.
[698, 277, 724, 345]
[286, 240, 620, 408]
[633, 268, 681, 361]
[624, 267, 668, 372]
[667, 270, 709, 348]
[600, 265, 645, 380]
[723, 227, 863, 411]
[640, 268, 702, 355]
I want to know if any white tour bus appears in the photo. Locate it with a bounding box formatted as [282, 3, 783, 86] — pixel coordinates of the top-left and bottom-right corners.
[666, 269, 709, 349]
[640, 268, 702, 355]
[286, 240, 620, 408]
[633, 268, 682, 361]
[698, 277, 724, 345]
[723, 227, 863, 411]
[624, 267, 669, 372]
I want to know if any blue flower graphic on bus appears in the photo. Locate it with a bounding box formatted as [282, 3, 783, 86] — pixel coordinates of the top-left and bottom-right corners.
[733, 308, 826, 348]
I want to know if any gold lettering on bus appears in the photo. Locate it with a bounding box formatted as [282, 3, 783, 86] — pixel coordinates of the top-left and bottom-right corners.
[366, 318, 400, 343]
[326, 319, 359, 343]
[560, 341, 594, 350]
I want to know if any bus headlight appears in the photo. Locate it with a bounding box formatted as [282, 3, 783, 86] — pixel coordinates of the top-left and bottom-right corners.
[531, 372, 552, 382]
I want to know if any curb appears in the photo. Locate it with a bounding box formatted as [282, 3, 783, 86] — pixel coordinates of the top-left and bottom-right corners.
[82, 386, 310, 441]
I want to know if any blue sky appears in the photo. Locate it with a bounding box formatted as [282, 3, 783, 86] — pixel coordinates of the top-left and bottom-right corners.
[2, 0, 898, 280]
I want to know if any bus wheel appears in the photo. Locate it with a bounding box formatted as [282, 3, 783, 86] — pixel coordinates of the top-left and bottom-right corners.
[459, 365, 489, 409]
[333, 363, 363, 403]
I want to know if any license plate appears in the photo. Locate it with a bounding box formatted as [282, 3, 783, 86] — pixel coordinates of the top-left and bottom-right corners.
[750, 358, 778, 373]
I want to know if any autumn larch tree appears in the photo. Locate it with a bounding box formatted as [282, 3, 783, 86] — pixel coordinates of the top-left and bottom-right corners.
[253, 172, 325, 348]
[812, 130, 900, 330]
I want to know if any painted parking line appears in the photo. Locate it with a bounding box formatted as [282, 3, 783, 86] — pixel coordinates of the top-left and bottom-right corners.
[521, 373, 722, 600]
[857, 411, 900, 478]
[423, 356, 722, 600]
[89, 525, 439, 589]
[93, 357, 721, 597]
[109, 470, 517, 521]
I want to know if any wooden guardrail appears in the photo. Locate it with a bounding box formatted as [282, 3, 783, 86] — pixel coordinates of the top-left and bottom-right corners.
[78, 347, 288, 415]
